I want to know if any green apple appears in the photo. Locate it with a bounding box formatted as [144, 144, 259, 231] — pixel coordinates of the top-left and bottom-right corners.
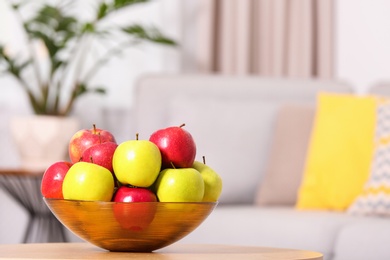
[112, 138, 162, 187]
[154, 167, 204, 202]
[193, 161, 223, 202]
[62, 162, 115, 201]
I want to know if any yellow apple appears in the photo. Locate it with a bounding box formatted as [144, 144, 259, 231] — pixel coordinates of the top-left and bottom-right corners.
[193, 161, 223, 202]
[112, 138, 162, 187]
[62, 162, 115, 201]
[154, 167, 204, 202]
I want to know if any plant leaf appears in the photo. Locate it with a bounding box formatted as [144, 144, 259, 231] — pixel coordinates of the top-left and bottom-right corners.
[122, 24, 177, 45]
[50, 58, 63, 75]
[81, 22, 95, 33]
[113, 0, 150, 10]
[73, 83, 106, 99]
[91, 87, 106, 94]
[0, 45, 5, 59]
[97, 2, 109, 20]
[73, 83, 87, 98]
[18, 60, 32, 71]
[25, 4, 79, 57]
[96, 0, 151, 19]
[2, 0, 177, 116]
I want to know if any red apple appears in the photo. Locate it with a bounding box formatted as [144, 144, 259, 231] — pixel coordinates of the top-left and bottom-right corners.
[41, 161, 72, 199]
[81, 142, 118, 173]
[113, 186, 157, 231]
[68, 124, 116, 163]
[113, 186, 158, 203]
[149, 124, 196, 169]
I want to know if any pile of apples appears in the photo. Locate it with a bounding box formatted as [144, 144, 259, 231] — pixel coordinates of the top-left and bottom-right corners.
[41, 124, 223, 204]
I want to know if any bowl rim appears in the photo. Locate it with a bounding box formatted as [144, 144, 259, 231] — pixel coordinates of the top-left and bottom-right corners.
[43, 197, 218, 206]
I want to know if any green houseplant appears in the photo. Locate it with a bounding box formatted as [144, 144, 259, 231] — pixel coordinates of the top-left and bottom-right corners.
[0, 0, 176, 170]
[0, 0, 176, 116]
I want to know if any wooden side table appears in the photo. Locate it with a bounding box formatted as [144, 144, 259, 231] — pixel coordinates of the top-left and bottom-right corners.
[0, 169, 67, 243]
[0, 243, 323, 259]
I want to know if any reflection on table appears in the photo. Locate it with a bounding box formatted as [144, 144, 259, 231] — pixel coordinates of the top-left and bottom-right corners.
[0, 169, 67, 243]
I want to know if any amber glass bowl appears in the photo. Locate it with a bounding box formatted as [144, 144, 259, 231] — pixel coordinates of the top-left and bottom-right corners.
[44, 198, 217, 252]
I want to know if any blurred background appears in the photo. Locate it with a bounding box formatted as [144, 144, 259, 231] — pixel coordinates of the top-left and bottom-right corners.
[1, 0, 390, 143]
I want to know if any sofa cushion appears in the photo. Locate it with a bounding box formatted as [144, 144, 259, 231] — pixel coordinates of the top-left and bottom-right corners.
[348, 97, 390, 217]
[256, 103, 315, 206]
[180, 206, 361, 260]
[181, 206, 390, 260]
[296, 93, 376, 211]
[167, 96, 278, 204]
[333, 218, 390, 260]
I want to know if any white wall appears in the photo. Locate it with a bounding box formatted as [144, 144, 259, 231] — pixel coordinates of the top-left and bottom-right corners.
[335, 0, 390, 94]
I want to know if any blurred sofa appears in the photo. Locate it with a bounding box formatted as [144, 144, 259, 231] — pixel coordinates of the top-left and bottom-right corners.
[129, 74, 390, 260]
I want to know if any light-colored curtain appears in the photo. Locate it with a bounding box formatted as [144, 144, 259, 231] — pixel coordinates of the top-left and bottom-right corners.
[195, 0, 334, 79]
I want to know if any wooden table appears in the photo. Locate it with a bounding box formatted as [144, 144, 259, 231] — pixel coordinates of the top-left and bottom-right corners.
[0, 169, 67, 243]
[0, 243, 323, 259]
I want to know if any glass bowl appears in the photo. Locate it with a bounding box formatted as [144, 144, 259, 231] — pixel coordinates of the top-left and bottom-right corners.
[44, 198, 217, 252]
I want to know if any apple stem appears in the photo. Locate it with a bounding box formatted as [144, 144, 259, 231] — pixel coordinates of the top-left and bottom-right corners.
[179, 123, 185, 128]
[90, 156, 94, 163]
[93, 124, 97, 134]
[202, 156, 206, 165]
[136, 133, 139, 140]
[98, 132, 102, 143]
[170, 162, 176, 169]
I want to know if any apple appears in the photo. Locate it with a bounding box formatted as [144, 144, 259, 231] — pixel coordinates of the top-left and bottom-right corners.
[113, 186, 157, 203]
[192, 158, 223, 202]
[149, 124, 196, 169]
[41, 161, 72, 199]
[154, 167, 204, 202]
[113, 135, 162, 187]
[81, 142, 118, 173]
[113, 187, 157, 231]
[62, 161, 115, 201]
[68, 124, 116, 163]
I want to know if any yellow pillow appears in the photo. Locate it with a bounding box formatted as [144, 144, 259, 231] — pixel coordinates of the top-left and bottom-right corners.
[296, 92, 376, 211]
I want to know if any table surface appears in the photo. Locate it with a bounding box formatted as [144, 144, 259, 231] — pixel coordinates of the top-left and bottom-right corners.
[0, 243, 323, 260]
